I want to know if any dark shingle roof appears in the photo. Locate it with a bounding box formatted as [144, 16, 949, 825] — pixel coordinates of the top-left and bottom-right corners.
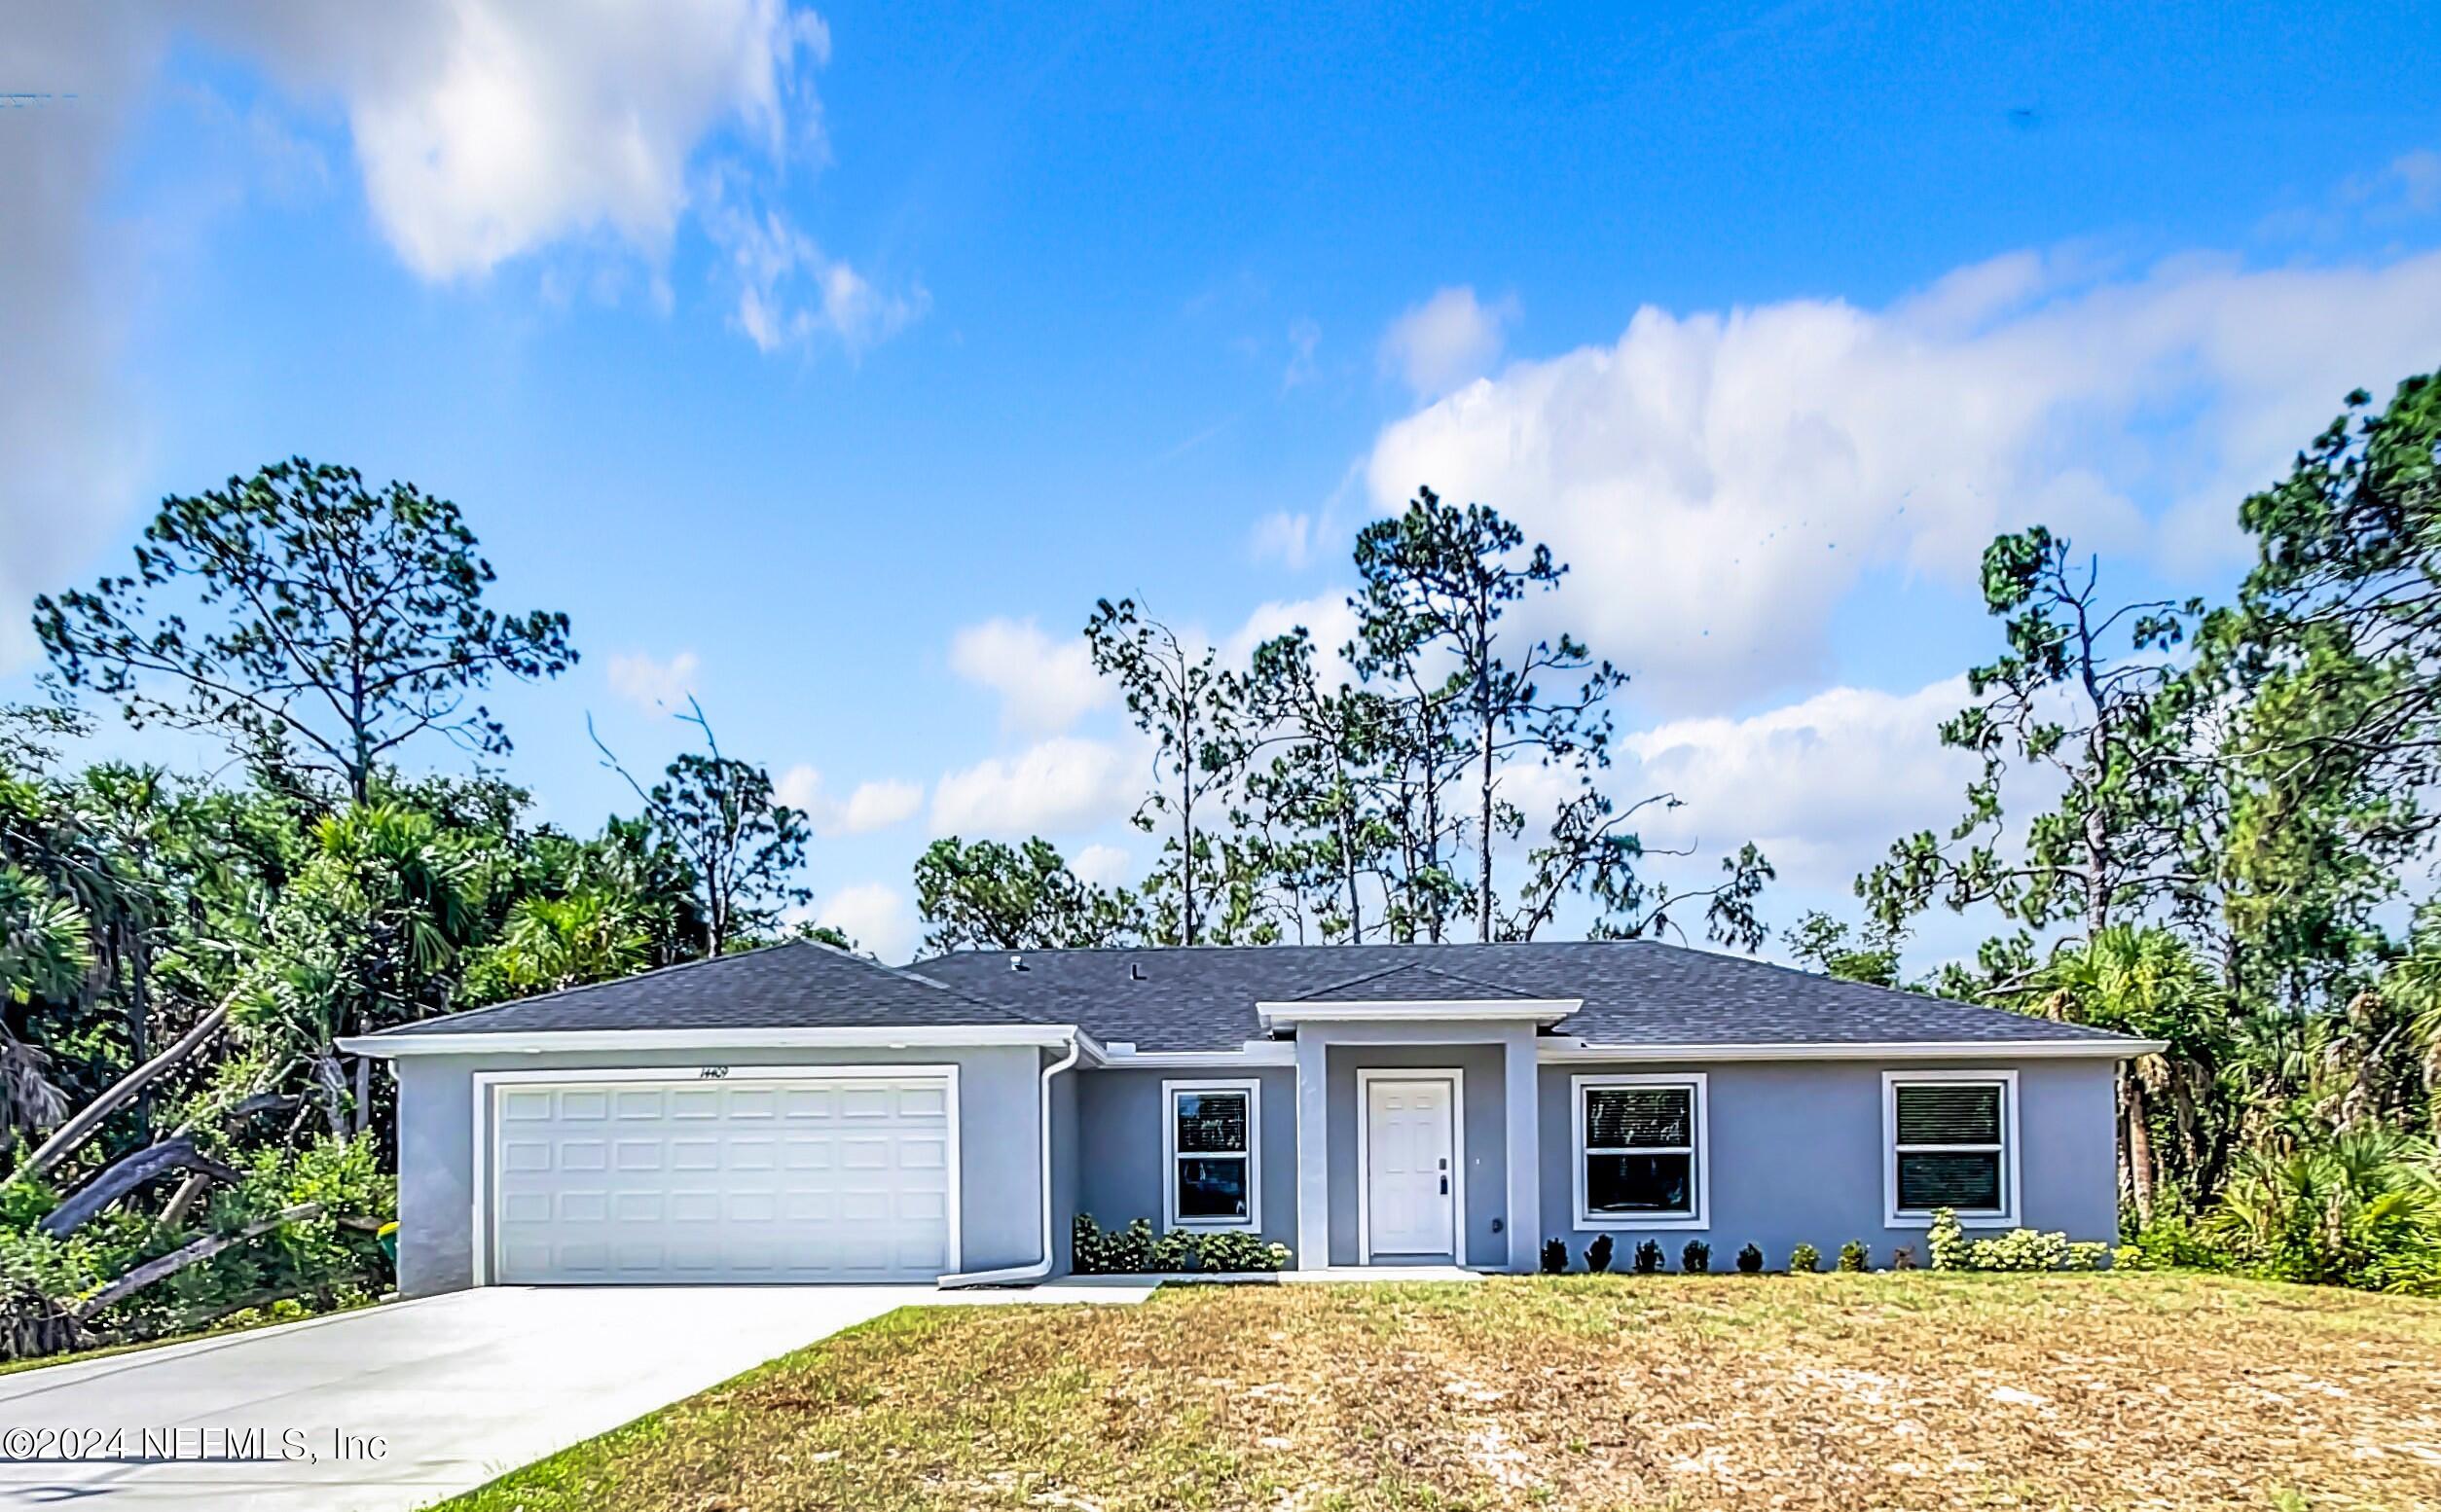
[366, 940, 1032, 1038]
[361, 936, 2141, 1056]
[1293, 961, 1549, 1003]
[914, 941, 2139, 1053]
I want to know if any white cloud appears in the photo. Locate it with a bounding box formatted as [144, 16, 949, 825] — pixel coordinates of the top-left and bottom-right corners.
[1614, 678, 1980, 891]
[948, 617, 1111, 736]
[1070, 843, 1132, 887]
[703, 165, 924, 354]
[207, 0, 825, 281]
[1378, 285, 1518, 398]
[929, 737, 1137, 838]
[0, 2, 886, 667]
[1366, 246, 2441, 712]
[0, 10, 160, 673]
[775, 766, 924, 835]
[605, 649, 700, 709]
[809, 881, 913, 960]
[1248, 511, 1317, 570]
[1221, 592, 1360, 687]
[1282, 315, 1322, 389]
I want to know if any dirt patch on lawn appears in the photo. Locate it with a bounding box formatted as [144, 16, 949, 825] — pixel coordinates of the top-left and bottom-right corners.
[444, 1274, 2441, 1512]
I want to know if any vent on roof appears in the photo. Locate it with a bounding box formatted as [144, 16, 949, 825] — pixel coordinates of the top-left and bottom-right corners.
[1009, 954, 1028, 972]
[1129, 961, 1146, 982]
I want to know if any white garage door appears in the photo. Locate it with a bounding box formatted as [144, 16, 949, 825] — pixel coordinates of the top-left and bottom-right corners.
[486, 1070, 958, 1284]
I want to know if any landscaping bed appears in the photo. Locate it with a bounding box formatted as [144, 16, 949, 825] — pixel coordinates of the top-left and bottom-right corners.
[434, 1273, 2441, 1511]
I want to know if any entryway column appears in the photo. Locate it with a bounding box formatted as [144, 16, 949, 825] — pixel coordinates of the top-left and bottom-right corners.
[1503, 1026, 1541, 1274]
[1294, 1031, 1330, 1271]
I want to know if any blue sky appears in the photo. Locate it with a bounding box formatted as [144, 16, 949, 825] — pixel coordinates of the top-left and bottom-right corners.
[6, 1, 2440, 963]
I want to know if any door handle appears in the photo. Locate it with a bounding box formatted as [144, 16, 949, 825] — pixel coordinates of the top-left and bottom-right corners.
[1439, 1175, 1449, 1195]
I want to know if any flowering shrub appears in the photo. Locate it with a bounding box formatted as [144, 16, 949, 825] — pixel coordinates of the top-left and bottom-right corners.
[1838, 1240, 1870, 1272]
[1926, 1208, 2108, 1272]
[1789, 1242, 1821, 1273]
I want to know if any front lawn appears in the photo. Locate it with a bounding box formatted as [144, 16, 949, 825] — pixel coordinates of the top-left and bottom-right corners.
[434, 1273, 2441, 1511]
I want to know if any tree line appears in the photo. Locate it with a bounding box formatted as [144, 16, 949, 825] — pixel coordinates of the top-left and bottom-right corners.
[5, 369, 2439, 1356]
[918, 486, 1771, 954]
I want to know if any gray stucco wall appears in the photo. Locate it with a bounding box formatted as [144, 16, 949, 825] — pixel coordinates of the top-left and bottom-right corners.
[1070, 1067, 1298, 1252]
[1048, 1062, 1079, 1273]
[1324, 1043, 1509, 1268]
[392, 1043, 1050, 1296]
[1535, 1058, 2119, 1269]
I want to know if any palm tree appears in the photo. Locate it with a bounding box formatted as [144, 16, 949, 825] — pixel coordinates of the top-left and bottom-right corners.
[2030, 926, 2227, 1226]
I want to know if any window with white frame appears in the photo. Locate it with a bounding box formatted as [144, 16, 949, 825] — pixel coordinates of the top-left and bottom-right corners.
[1885, 1073, 2015, 1223]
[1162, 1080, 1258, 1229]
[1573, 1074, 1706, 1228]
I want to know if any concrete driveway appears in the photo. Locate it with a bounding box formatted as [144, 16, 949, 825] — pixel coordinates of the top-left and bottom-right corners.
[0, 1283, 1145, 1511]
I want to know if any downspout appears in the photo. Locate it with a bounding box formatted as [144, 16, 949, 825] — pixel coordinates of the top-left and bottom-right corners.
[936, 1032, 1082, 1288]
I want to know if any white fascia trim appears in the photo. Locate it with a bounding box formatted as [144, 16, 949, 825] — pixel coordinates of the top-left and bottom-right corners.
[342, 1025, 1102, 1059]
[1259, 998, 1581, 1027]
[1536, 1037, 2163, 1063]
[1102, 1041, 1297, 1068]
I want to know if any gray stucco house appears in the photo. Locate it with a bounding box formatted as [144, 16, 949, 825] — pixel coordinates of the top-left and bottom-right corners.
[344, 940, 2157, 1293]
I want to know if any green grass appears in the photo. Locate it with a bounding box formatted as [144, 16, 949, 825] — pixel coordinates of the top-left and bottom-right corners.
[432, 1273, 2441, 1512]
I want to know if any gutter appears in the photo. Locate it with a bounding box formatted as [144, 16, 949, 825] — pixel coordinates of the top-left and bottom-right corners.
[337, 1025, 1091, 1057]
[935, 1031, 1083, 1289]
[1534, 1037, 2167, 1062]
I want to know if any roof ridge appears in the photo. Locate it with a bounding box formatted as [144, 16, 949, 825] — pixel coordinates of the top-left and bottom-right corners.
[375, 939, 1039, 1040]
[1292, 958, 1530, 1001]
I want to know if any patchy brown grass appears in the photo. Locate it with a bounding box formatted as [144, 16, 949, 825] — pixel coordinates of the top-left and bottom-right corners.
[435, 1273, 2441, 1512]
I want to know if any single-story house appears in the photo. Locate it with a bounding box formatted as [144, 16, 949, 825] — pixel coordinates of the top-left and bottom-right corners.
[343, 940, 2158, 1293]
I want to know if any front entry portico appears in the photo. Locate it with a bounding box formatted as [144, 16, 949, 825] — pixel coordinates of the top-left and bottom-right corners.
[1268, 982, 1577, 1275]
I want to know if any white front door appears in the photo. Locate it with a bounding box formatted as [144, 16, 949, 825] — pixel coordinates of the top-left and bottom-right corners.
[1364, 1075, 1456, 1261]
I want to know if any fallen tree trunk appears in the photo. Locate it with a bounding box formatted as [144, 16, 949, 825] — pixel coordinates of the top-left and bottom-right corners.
[7, 997, 233, 1189]
[40, 1134, 242, 1239]
[70, 1203, 324, 1322]
[159, 1170, 213, 1231]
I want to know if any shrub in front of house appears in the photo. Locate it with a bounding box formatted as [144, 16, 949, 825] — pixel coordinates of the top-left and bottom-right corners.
[1071, 1214, 1288, 1274]
[1789, 1242, 1821, 1273]
[1927, 1207, 1974, 1270]
[1681, 1240, 1710, 1274]
[1925, 1207, 2108, 1272]
[1194, 1231, 1292, 1273]
[1585, 1234, 1614, 1274]
[1632, 1239, 1664, 1274]
[1838, 1240, 1870, 1272]
[1074, 1215, 1156, 1274]
[1735, 1242, 1765, 1274]
[1541, 1238, 1568, 1275]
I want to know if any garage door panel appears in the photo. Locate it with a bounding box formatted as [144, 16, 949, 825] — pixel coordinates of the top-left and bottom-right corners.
[491, 1073, 957, 1284]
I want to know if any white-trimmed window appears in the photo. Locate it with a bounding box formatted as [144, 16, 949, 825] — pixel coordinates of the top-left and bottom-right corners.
[1883, 1071, 2019, 1227]
[1162, 1079, 1259, 1230]
[1572, 1073, 1707, 1229]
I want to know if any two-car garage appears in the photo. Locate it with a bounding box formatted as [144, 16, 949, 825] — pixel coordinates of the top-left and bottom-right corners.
[479, 1068, 960, 1285]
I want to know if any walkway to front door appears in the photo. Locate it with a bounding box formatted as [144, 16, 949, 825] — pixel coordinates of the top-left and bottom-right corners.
[1358, 1069, 1462, 1262]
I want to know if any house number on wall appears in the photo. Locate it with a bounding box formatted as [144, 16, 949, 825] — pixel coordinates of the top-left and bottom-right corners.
[697, 1065, 731, 1079]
